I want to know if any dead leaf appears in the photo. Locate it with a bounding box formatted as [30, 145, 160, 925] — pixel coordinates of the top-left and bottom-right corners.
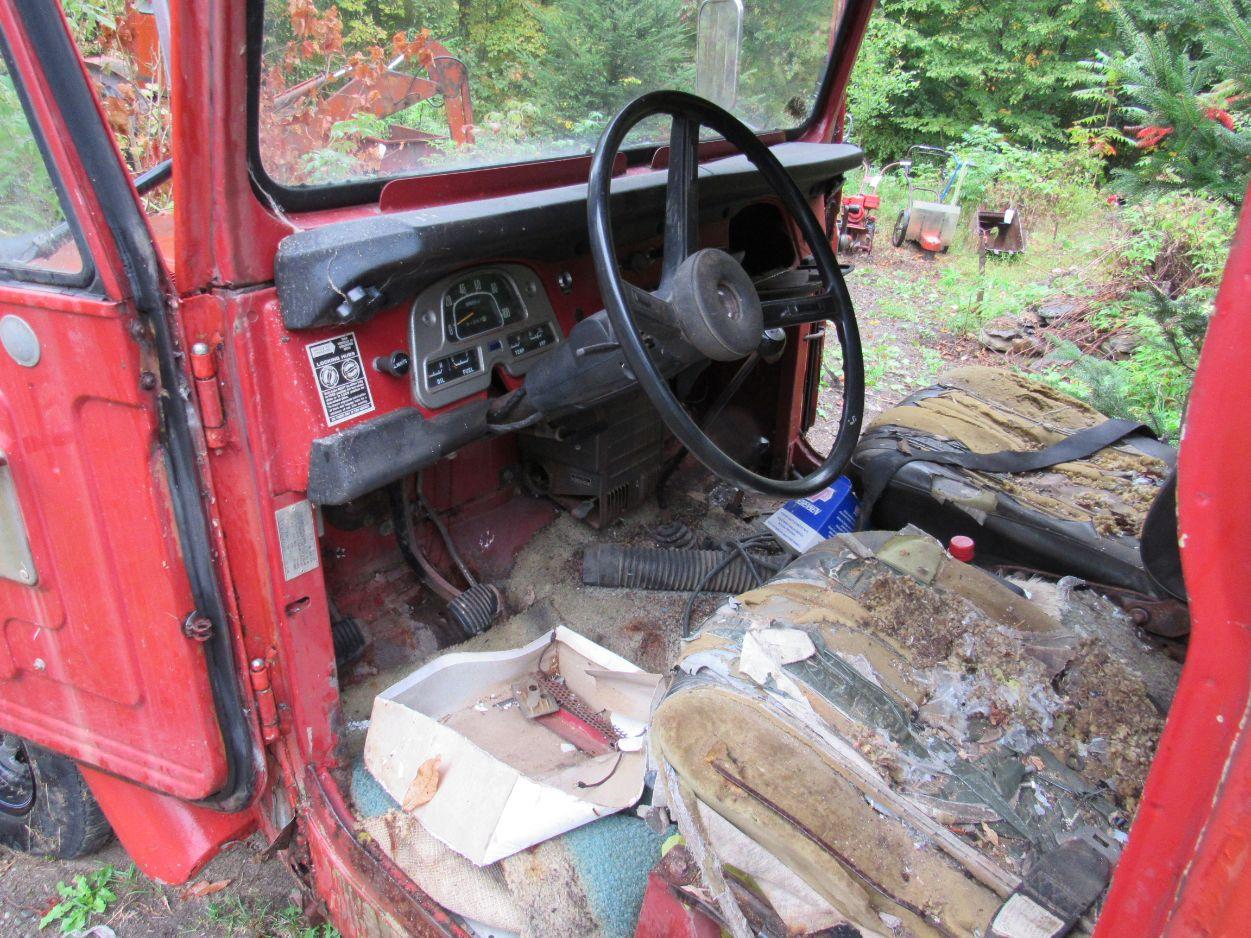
[402, 756, 441, 810]
[181, 879, 231, 900]
[1028, 755, 1046, 772]
[980, 822, 1000, 847]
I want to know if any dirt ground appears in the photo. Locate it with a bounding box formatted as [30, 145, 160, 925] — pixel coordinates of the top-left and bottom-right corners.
[0, 239, 978, 937]
[807, 237, 988, 452]
[0, 834, 302, 937]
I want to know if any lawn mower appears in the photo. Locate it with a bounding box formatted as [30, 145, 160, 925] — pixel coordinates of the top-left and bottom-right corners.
[891, 144, 970, 252]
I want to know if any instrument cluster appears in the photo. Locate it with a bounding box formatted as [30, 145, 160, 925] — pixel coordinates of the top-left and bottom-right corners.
[408, 264, 562, 409]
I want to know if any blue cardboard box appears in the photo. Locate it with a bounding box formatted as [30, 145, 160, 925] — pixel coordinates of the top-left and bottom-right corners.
[764, 476, 860, 552]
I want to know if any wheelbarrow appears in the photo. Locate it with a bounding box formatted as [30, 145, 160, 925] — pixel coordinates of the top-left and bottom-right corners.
[975, 205, 1026, 256]
[890, 145, 970, 253]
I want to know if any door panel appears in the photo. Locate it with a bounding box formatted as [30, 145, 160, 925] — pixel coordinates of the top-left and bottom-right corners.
[0, 4, 230, 801]
[0, 288, 228, 799]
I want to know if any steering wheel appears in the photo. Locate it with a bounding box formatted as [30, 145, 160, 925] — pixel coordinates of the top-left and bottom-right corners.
[587, 90, 863, 498]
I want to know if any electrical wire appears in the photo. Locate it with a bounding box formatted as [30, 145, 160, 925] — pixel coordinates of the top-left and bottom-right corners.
[681, 533, 785, 638]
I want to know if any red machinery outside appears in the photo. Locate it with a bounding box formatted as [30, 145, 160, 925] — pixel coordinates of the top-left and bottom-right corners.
[0, 2, 1248, 936]
[836, 177, 880, 254]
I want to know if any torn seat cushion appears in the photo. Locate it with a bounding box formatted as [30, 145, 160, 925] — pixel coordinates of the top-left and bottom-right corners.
[651, 530, 1166, 937]
[849, 366, 1176, 597]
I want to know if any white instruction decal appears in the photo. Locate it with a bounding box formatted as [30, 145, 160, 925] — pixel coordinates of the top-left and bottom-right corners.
[307, 333, 375, 426]
[275, 500, 320, 581]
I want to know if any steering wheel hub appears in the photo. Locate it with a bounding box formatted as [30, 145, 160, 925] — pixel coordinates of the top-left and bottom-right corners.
[669, 249, 763, 361]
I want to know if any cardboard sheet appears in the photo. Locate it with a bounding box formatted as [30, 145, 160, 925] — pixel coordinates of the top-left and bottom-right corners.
[364, 627, 660, 865]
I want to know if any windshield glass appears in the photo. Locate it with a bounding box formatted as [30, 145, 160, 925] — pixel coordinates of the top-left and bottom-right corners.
[257, 0, 840, 189]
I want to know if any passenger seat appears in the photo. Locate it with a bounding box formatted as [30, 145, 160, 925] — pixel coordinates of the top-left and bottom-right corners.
[849, 367, 1185, 629]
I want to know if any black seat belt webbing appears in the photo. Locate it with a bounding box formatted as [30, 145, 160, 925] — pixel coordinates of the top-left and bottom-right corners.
[859, 418, 1148, 529]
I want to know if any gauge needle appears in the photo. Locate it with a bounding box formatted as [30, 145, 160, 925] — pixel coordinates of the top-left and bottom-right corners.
[457, 310, 477, 325]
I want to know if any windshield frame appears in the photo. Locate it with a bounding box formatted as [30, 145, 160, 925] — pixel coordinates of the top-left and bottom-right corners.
[245, 0, 854, 212]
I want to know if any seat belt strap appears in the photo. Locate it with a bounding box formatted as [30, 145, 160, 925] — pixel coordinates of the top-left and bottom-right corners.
[859, 418, 1148, 529]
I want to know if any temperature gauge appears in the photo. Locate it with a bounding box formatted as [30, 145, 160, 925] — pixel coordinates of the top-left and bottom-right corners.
[508, 323, 556, 357]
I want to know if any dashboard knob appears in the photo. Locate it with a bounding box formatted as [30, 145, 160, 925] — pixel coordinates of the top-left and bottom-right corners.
[373, 351, 411, 377]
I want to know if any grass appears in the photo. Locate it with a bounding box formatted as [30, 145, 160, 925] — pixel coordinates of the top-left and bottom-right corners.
[847, 162, 1123, 332]
[205, 896, 341, 937]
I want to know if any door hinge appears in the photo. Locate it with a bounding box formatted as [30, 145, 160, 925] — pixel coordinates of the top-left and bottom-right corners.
[249, 658, 282, 743]
[189, 341, 227, 450]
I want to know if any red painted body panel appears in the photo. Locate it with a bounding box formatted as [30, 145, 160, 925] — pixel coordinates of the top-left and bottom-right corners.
[1094, 186, 1251, 936]
[0, 4, 229, 802]
[0, 287, 227, 799]
[80, 767, 255, 884]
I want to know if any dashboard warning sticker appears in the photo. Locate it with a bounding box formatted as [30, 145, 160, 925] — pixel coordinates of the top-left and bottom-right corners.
[307, 333, 375, 426]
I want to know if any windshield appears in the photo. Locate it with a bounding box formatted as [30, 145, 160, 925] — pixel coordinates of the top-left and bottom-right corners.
[256, 0, 840, 189]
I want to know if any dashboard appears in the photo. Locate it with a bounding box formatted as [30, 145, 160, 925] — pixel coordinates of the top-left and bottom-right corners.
[408, 264, 563, 409]
[279, 142, 866, 505]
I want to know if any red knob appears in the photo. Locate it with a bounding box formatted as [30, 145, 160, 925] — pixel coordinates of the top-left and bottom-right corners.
[949, 535, 975, 562]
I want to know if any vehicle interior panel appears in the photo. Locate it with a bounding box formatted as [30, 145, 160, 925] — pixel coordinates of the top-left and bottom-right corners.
[274, 141, 860, 330]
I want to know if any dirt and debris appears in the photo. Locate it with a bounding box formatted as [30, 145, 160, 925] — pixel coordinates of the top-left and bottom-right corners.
[0, 835, 298, 938]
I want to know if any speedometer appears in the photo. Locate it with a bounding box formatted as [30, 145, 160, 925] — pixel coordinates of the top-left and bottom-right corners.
[442, 272, 526, 342]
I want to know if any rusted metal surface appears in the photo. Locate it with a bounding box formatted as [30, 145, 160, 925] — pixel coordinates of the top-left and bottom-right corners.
[183, 613, 214, 643]
[304, 766, 470, 938]
[990, 563, 1190, 638]
[975, 206, 1026, 256]
[272, 41, 474, 174]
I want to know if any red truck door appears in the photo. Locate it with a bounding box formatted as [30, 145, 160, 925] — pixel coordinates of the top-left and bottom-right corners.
[0, 4, 251, 805]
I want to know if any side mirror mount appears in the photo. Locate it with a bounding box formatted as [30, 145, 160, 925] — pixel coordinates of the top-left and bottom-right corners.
[695, 0, 744, 110]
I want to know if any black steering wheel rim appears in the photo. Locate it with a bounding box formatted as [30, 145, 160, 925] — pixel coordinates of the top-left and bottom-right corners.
[587, 90, 864, 498]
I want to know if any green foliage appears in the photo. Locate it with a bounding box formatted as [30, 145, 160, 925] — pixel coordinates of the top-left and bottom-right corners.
[61, 0, 123, 46]
[736, 0, 839, 128]
[954, 124, 1105, 222]
[259, 0, 837, 183]
[1082, 0, 1251, 206]
[1117, 192, 1238, 287]
[1042, 319, 1197, 441]
[38, 866, 120, 934]
[1035, 189, 1234, 440]
[847, 0, 1150, 161]
[0, 70, 63, 237]
[206, 896, 341, 937]
[530, 0, 693, 127]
